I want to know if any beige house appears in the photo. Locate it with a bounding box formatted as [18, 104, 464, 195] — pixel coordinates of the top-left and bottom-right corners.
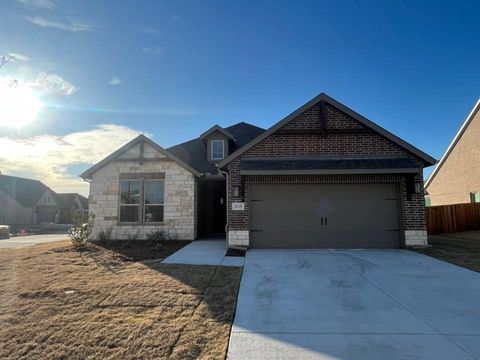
[0, 174, 58, 229]
[81, 123, 265, 240]
[425, 99, 480, 206]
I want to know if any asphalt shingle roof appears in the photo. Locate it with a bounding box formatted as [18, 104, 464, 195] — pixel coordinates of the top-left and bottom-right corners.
[0, 174, 50, 208]
[167, 122, 265, 174]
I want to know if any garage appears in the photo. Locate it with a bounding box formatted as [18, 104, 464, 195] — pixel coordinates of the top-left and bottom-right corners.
[249, 183, 401, 249]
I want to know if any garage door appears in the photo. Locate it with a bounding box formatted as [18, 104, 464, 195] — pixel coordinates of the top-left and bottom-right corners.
[249, 183, 401, 249]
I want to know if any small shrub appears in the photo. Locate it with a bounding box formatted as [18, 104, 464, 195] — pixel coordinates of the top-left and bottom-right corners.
[145, 229, 176, 241]
[126, 229, 141, 240]
[98, 225, 113, 242]
[68, 215, 95, 248]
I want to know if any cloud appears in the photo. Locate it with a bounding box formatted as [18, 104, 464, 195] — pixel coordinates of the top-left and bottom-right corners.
[29, 72, 77, 96]
[108, 76, 123, 86]
[7, 53, 30, 62]
[0, 124, 144, 195]
[16, 0, 56, 10]
[26, 16, 93, 32]
[141, 26, 158, 35]
[142, 46, 164, 55]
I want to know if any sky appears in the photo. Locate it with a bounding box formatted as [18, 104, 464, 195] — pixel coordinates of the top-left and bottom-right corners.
[0, 0, 479, 196]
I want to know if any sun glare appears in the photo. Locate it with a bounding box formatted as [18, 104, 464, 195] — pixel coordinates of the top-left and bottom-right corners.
[0, 80, 43, 128]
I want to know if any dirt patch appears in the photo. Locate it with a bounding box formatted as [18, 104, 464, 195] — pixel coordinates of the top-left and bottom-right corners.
[0, 240, 242, 359]
[412, 234, 480, 272]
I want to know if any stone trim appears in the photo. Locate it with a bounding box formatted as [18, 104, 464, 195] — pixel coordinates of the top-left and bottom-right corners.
[228, 230, 249, 246]
[119, 172, 165, 180]
[404, 230, 428, 246]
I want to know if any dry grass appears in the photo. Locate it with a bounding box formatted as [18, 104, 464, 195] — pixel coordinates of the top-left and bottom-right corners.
[0, 240, 242, 359]
[412, 234, 480, 272]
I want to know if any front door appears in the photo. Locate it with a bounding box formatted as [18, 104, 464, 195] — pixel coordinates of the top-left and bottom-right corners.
[212, 185, 226, 234]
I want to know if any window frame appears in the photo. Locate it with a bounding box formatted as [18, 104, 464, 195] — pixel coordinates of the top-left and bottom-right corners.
[211, 139, 225, 160]
[118, 179, 142, 224]
[143, 179, 165, 224]
[117, 172, 165, 226]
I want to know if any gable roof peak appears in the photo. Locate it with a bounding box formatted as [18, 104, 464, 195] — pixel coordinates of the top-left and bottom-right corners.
[199, 124, 234, 140]
[425, 98, 480, 188]
[80, 133, 201, 180]
[218, 92, 436, 168]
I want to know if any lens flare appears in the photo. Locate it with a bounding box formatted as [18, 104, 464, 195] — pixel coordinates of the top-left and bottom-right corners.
[0, 80, 43, 127]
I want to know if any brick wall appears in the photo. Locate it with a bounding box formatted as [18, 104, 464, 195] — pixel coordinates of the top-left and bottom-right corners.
[226, 102, 427, 246]
[426, 108, 480, 205]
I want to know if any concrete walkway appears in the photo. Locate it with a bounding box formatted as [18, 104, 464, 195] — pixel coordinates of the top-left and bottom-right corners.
[228, 250, 480, 360]
[161, 239, 244, 267]
[0, 234, 69, 249]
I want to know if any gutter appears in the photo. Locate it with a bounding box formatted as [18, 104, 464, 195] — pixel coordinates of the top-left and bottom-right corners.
[216, 165, 229, 250]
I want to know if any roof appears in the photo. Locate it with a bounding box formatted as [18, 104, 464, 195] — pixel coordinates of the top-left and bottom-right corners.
[167, 122, 265, 174]
[78, 194, 88, 210]
[240, 157, 420, 175]
[425, 98, 480, 188]
[54, 193, 77, 208]
[219, 93, 437, 168]
[0, 174, 52, 208]
[80, 134, 202, 180]
[54, 193, 88, 210]
[199, 125, 234, 140]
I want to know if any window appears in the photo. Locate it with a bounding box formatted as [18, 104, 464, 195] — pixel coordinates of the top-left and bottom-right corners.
[144, 180, 164, 222]
[471, 192, 480, 204]
[119, 177, 165, 223]
[211, 140, 224, 160]
[119, 180, 140, 222]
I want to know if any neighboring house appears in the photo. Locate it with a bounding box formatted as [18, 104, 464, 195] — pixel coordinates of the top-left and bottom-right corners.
[0, 174, 59, 227]
[55, 193, 89, 224]
[82, 93, 436, 248]
[425, 99, 480, 206]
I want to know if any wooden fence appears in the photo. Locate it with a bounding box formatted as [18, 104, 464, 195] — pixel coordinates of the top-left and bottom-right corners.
[427, 202, 480, 234]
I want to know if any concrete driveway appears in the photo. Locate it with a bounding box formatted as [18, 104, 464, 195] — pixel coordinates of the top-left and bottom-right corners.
[228, 250, 480, 360]
[0, 234, 69, 249]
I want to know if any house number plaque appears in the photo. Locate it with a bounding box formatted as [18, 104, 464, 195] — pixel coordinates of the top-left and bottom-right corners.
[231, 202, 245, 211]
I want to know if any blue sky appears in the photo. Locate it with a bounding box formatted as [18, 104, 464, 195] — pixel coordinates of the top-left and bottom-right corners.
[0, 0, 479, 195]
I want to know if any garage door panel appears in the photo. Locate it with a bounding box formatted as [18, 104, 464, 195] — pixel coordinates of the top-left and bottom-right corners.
[249, 184, 401, 249]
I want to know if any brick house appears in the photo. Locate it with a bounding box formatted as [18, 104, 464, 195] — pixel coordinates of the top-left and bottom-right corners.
[425, 99, 480, 206]
[82, 93, 435, 247]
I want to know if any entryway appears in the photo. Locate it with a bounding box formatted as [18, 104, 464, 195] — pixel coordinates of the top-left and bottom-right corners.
[197, 180, 226, 237]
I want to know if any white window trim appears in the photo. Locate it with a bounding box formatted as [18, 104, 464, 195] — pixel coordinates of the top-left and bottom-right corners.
[211, 139, 225, 160]
[143, 179, 165, 223]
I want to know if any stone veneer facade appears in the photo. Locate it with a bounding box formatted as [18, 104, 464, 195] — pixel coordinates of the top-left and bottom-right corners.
[226, 102, 428, 247]
[89, 158, 196, 240]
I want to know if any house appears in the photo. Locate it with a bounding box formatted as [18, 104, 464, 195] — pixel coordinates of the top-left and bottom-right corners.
[81, 122, 264, 240]
[425, 99, 480, 206]
[0, 174, 59, 228]
[81, 93, 436, 248]
[55, 193, 89, 224]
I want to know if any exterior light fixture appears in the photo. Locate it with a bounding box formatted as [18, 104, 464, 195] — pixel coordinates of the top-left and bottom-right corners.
[233, 186, 240, 197]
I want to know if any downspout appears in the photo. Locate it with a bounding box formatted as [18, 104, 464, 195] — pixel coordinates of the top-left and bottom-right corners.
[217, 166, 229, 249]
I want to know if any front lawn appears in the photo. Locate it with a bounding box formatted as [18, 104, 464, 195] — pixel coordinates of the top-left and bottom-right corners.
[0, 240, 242, 359]
[412, 234, 480, 272]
